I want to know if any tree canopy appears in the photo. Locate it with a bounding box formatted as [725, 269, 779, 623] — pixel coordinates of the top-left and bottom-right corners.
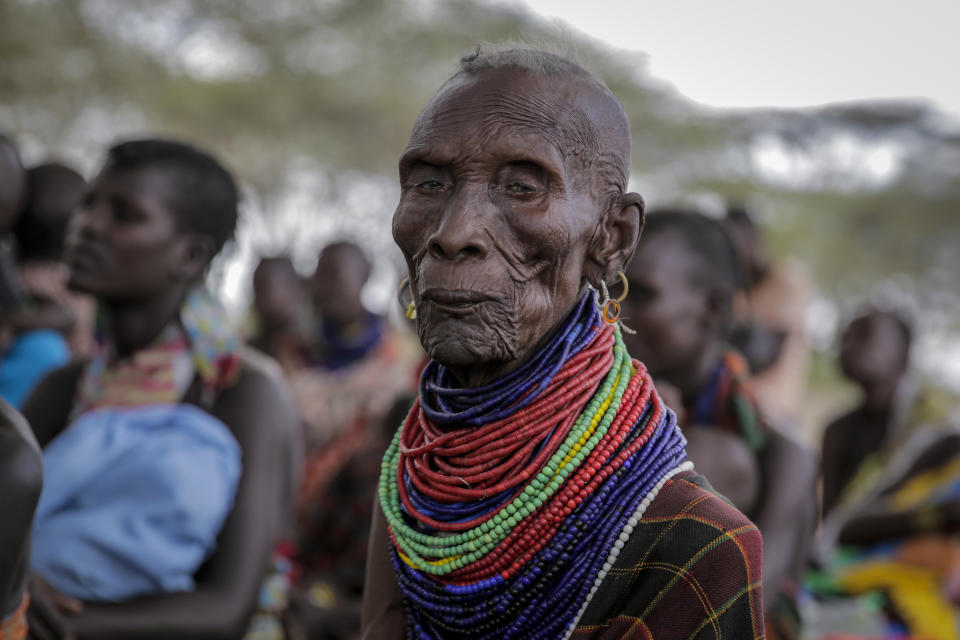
[3, 0, 958, 382]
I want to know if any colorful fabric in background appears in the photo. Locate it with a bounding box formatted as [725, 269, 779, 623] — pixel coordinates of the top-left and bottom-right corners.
[293, 325, 421, 525]
[317, 310, 385, 371]
[806, 397, 960, 640]
[378, 292, 731, 639]
[686, 348, 768, 452]
[74, 288, 241, 415]
[0, 329, 69, 407]
[0, 595, 27, 640]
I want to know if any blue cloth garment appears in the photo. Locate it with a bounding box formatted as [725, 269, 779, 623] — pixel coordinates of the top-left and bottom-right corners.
[0, 329, 69, 407]
[31, 404, 242, 601]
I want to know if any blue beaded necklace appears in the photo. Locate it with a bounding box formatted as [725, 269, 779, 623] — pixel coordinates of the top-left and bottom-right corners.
[383, 292, 689, 639]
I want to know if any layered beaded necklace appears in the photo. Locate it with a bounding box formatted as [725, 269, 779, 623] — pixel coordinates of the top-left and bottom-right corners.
[379, 291, 689, 639]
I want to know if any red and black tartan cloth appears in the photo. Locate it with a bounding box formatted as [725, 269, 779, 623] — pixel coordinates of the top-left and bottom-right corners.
[572, 471, 765, 639]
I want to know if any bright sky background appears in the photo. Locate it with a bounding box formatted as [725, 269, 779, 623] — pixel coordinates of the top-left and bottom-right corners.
[514, 0, 960, 117]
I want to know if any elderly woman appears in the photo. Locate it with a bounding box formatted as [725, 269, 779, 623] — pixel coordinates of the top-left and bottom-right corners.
[21, 139, 298, 639]
[360, 48, 764, 640]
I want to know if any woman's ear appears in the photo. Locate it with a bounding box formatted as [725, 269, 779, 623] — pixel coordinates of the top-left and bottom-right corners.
[585, 191, 645, 287]
[703, 287, 733, 338]
[173, 234, 215, 284]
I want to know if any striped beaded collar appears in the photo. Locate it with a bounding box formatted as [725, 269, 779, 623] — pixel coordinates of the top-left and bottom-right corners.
[379, 291, 689, 639]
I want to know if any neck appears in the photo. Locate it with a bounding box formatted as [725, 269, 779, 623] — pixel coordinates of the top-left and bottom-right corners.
[104, 287, 187, 357]
[860, 374, 902, 415]
[676, 343, 723, 407]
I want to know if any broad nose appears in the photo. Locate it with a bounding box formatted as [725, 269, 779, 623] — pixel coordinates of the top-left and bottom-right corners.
[427, 183, 491, 261]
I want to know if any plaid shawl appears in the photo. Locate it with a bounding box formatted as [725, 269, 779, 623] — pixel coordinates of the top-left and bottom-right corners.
[572, 471, 765, 639]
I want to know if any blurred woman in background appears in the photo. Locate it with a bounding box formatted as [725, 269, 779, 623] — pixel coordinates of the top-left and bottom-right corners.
[22, 139, 299, 640]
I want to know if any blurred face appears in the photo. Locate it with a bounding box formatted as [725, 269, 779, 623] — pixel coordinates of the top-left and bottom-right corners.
[840, 313, 907, 386]
[621, 232, 712, 382]
[392, 70, 606, 385]
[254, 261, 306, 327]
[311, 247, 368, 325]
[65, 167, 196, 302]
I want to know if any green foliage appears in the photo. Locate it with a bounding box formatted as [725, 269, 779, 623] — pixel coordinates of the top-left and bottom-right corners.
[3, 0, 959, 342]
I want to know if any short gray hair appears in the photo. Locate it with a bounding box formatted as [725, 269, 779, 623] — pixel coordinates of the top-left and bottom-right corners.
[458, 45, 594, 79]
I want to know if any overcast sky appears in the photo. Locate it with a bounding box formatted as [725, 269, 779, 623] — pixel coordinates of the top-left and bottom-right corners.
[512, 0, 960, 118]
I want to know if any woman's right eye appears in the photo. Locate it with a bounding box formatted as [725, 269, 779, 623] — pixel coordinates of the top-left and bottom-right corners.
[416, 179, 445, 192]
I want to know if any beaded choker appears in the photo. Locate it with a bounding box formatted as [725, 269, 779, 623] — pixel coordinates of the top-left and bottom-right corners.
[379, 291, 689, 639]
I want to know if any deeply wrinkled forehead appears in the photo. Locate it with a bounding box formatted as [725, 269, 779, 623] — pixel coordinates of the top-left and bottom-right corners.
[407, 70, 630, 172]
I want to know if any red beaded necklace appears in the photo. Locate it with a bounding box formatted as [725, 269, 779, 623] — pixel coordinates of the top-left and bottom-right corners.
[398, 328, 615, 531]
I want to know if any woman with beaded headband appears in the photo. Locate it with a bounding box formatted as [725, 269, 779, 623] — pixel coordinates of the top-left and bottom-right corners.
[361, 47, 765, 640]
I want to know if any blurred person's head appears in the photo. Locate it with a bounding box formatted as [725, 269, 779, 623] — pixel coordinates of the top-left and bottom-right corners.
[392, 47, 642, 383]
[723, 205, 769, 289]
[622, 210, 740, 392]
[253, 256, 306, 330]
[65, 139, 238, 304]
[15, 162, 87, 263]
[311, 241, 370, 326]
[0, 134, 26, 231]
[839, 309, 911, 390]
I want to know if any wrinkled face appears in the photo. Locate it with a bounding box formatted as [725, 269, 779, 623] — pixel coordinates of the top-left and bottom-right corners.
[65, 168, 195, 302]
[621, 232, 711, 381]
[393, 70, 608, 385]
[840, 313, 907, 386]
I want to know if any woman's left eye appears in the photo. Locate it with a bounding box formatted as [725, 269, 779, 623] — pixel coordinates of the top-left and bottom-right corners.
[505, 182, 536, 195]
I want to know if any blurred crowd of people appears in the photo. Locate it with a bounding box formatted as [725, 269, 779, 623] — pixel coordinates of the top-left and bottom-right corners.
[0, 122, 958, 640]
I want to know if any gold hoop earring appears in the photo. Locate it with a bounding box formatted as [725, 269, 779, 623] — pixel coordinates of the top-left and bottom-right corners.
[598, 271, 634, 334]
[614, 270, 629, 303]
[397, 278, 417, 320]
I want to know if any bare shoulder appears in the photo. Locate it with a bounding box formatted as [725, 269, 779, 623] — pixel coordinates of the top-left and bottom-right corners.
[20, 360, 87, 447]
[212, 347, 300, 467]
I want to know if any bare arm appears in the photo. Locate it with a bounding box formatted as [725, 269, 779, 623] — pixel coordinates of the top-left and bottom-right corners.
[753, 429, 819, 605]
[820, 420, 848, 516]
[0, 400, 43, 617]
[361, 499, 406, 640]
[20, 362, 85, 448]
[69, 364, 299, 640]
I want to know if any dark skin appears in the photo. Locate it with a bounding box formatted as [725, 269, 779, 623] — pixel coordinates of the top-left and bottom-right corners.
[21, 164, 299, 639]
[821, 311, 956, 545]
[821, 311, 908, 515]
[394, 69, 641, 387]
[362, 67, 643, 638]
[252, 257, 310, 369]
[0, 400, 43, 619]
[0, 137, 25, 230]
[0, 135, 37, 625]
[622, 229, 819, 607]
[311, 244, 370, 328]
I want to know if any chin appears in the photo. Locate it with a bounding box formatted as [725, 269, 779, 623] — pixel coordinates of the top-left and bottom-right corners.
[418, 312, 519, 370]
